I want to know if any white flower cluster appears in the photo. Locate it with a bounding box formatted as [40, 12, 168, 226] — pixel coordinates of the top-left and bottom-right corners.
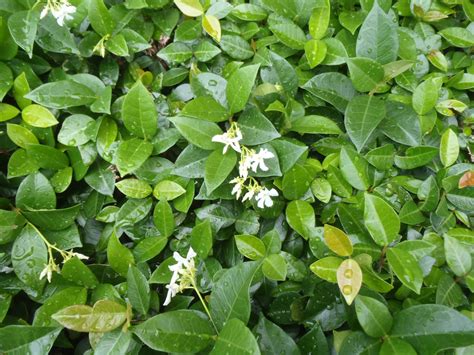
[212, 122, 279, 209]
[41, 0, 76, 27]
[40, 250, 88, 283]
[163, 247, 197, 306]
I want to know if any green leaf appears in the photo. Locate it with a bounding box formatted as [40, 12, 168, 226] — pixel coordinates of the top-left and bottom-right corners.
[346, 57, 385, 92]
[8, 10, 38, 58]
[364, 193, 400, 246]
[174, 0, 203, 17]
[0, 63, 13, 101]
[219, 35, 254, 60]
[182, 96, 228, 122]
[210, 261, 259, 330]
[311, 177, 332, 203]
[169, 116, 222, 150]
[11, 225, 47, 293]
[345, 95, 386, 151]
[122, 80, 157, 139]
[235, 234, 266, 260]
[133, 310, 214, 353]
[26, 144, 69, 170]
[444, 235, 472, 277]
[302, 72, 356, 113]
[153, 199, 175, 238]
[133, 236, 168, 263]
[262, 254, 287, 281]
[205, 149, 237, 194]
[390, 305, 474, 354]
[226, 64, 260, 114]
[365, 144, 395, 170]
[58, 114, 96, 146]
[211, 318, 260, 355]
[340, 146, 371, 191]
[253, 315, 299, 354]
[127, 265, 150, 315]
[238, 107, 281, 146]
[310, 256, 343, 283]
[324, 224, 353, 257]
[34, 287, 87, 327]
[25, 80, 97, 109]
[190, 219, 213, 258]
[21, 205, 81, 231]
[356, 1, 399, 64]
[268, 14, 306, 50]
[305, 39, 327, 68]
[94, 330, 132, 355]
[116, 179, 152, 199]
[89, 0, 116, 36]
[386, 248, 423, 294]
[158, 42, 193, 63]
[285, 200, 315, 239]
[439, 129, 459, 168]
[309, 0, 330, 39]
[107, 231, 135, 277]
[439, 27, 474, 48]
[355, 295, 393, 338]
[16, 172, 56, 210]
[282, 164, 312, 200]
[21, 104, 58, 128]
[380, 338, 416, 355]
[116, 138, 153, 176]
[52, 300, 127, 332]
[291, 115, 342, 135]
[7, 123, 38, 149]
[394, 146, 438, 169]
[0, 103, 19, 122]
[0, 326, 61, 354]
[380, 101, 421, 147]
[412, 78, 440, 115]
[61, 257, 99, 288]
[153, 180, 186, 200]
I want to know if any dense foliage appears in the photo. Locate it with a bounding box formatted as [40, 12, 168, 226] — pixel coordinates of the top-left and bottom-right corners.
[0, 0, 474, 353]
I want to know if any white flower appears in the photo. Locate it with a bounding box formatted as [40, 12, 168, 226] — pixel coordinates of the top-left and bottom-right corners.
[211, 127, 242, 154]
[163, 247, 197, 306]
[249, 148, 274, 173]
[256, 188, 279, 209]
[39, 264, 53, 283]
[40, 7, 49, 19]
[73, 252, 89, 260]
[52, 2, 76, 26]
[242, 189, 255, 202]
[41, 0, 76, 27]
[230, 177, 245, 199]
[238, 155, 252, 179]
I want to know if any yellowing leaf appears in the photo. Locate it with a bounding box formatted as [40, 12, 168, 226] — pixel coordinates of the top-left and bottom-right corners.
[323, 224, 353, 256]
[459, 171, 474, 188]
[174, 0, 203, 17]
[202, 15, 221, 42]
[337, 258, 362, 305]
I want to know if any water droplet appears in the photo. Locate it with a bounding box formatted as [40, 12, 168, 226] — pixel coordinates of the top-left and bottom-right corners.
[343, 285, 352, 295]
[208, 80, 217, 87]
[344, 269, 353, 278]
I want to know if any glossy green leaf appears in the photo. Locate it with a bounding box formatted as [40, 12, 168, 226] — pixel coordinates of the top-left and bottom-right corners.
[364, 193, 400, 246]
[133, 310, 214, 353]
[226, 64, 260, 114]
[122, 81, 157, 139]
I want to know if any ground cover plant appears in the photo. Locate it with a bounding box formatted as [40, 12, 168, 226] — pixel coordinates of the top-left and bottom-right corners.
[0, 0, 473, 353]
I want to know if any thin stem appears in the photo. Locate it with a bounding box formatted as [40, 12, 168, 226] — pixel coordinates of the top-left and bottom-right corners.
[192, 280, 219, 334]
